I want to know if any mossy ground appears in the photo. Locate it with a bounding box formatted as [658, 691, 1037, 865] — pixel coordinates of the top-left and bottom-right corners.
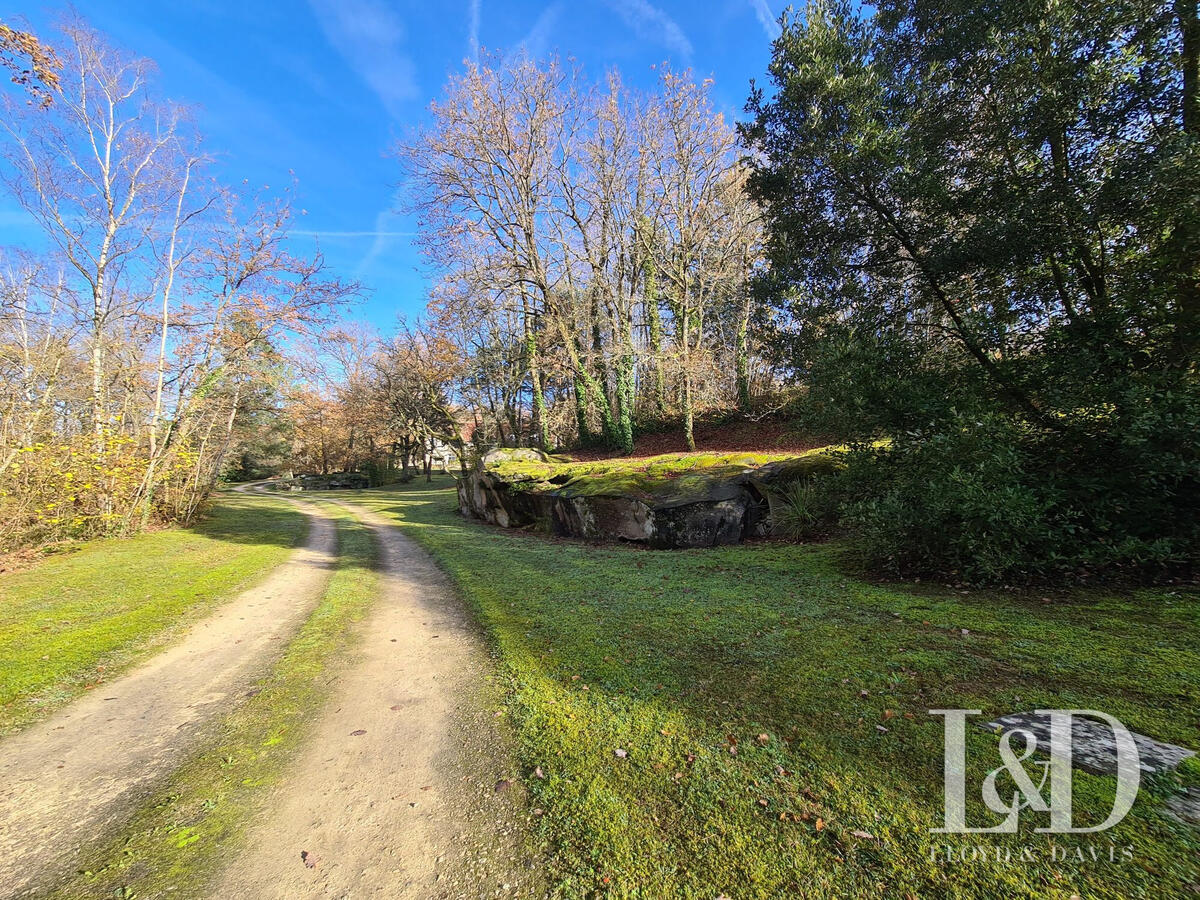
[0, 493, 309, 734]
[489, 447, 839, 501]
[48, 502, 380, 900]
[346, 478, 1199, 899]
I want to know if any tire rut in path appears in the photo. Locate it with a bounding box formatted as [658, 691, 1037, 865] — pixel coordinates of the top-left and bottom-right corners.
[214, 500, 541, 899]
[0, 498, 337, 899]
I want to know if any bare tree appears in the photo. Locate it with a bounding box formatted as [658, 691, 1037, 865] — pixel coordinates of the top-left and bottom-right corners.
[2, 22, 197, 442]
[0, 21, 359, 549]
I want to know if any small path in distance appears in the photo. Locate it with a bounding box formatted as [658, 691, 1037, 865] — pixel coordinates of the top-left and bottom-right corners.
[0, 496, 337, 899]
[215, 498, 542, 899]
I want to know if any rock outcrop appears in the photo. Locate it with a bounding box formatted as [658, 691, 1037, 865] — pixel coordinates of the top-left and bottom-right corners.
[279, 472, 370, 491]
[456, 449, 834, 549]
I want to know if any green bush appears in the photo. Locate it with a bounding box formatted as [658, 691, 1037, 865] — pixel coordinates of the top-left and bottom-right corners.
[766, 475, 842, 541]
[839, 420, 1055, 582]
[837, 393, 1200, 583]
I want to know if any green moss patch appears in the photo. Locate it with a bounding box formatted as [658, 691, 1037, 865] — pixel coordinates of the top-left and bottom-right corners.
[487, 447, 840, 502]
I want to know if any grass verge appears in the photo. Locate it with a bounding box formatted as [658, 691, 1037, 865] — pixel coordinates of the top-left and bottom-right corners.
[45, 502, 379, 900]
[346, 478, 1200, 899]
[0, 493, 309, 734]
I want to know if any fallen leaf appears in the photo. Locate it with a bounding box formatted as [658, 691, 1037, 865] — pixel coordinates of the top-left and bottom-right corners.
[815, 817, 825, 831]
[300, 850, 317, 869]
[849, 829, 875, 840]
[756, 733, 770, 745]
[883, 709, 895, 720]
[350, 729, 367, 736]
[389, 705, 402, 711]
[494, 778, 513, 792]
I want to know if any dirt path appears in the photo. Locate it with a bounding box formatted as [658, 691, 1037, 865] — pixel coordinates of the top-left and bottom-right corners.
[0, 497, 337, 899]
[214, 500, 541, 899]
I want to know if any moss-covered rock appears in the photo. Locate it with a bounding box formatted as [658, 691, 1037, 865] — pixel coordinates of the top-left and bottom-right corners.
[457, 448, 840, 548]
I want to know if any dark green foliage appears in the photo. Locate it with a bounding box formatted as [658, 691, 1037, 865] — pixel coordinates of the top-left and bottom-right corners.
[828, 385, 1200, 582]
[744, 0, 1200, 581]
[766, 478, 824, 539]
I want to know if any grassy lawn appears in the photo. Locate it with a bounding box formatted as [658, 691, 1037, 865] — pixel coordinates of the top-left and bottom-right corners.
[50, 502, 380, 899]
[345, 478, 1199, 899]
[0, 492, 309, 734]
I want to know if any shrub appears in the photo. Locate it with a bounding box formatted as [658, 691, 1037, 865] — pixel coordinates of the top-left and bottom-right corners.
[766, 475, 841, 540]
[0, 433, 201, 552]
[839, 419, 1055, 582]
[837, 392, 1200, 583]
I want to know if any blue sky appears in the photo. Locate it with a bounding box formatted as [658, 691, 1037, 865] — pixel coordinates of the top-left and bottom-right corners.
[4, 1, 783, 330]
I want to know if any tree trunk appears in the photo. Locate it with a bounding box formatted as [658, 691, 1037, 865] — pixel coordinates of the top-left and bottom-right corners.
[523, 300, 549, 450]
[614, 332, 635, 455]
[735, 287, 752, 413]
[573, 375, 592, 446]
[90, 283, 105, 444]
[1181, 0, 1199, 134]
[680, 303, 695, 452]
[1175, 0, 1200, 365]
[640, 219, 667, 416]
[682, 370, 696, 452]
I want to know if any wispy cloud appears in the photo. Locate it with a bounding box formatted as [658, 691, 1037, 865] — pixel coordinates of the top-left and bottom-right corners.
[749, 0, 781, 41]
[356, 190, 412, 277]
[517, 3, 562, 60]
[605, 0, 692, 60]
[83, 19, 330, 177]
[292, 229, 417, 239]
[0, 207, 36, 228]
[307, 0, 418, 119]
[468, 0, 481, 61]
